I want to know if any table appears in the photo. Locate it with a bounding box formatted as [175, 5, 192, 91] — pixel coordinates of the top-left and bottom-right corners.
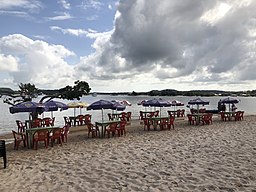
[95, 120, 121, 138]
[145, 116, 170, 130]
[219, 112, 236, 121]
[26, 126, 60, 148]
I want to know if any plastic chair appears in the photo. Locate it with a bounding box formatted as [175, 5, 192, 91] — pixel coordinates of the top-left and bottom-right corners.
[75, 115, 84, 126]
[126, 112, 132, 121]
[61, 125, 70, 143]
[32, 118, 42, 128]
[87, 123, 99, 138]
[16, 120, 26, 133]
[0, 140, 7, 168]
[42, 117, 52, 127]
[105, 123, 118, 138]
[84, 114, 92, 124]
[49, 128, 63, 147]
[64, 116, 71, 126]
[33, 129, 49, 150]
[143, 119, 152, 131]
[12, 130, 27, 150]
[116, 121, 126, 136]
[187, 114, 196, 125]
[167, 117, 175, 130]
[107, 113, 114, 121]
[159, 118, 168, 130]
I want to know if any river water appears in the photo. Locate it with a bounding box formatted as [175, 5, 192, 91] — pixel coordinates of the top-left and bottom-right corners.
[1, 95, 255, 135]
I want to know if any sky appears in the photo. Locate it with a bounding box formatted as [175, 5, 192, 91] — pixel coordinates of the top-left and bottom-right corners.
[0, 0, 256, 93]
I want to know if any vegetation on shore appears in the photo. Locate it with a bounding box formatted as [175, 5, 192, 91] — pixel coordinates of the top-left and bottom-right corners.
[1, 87, 256, 97]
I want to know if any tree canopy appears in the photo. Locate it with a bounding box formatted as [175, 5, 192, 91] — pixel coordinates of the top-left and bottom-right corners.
[1, 80, 91, 105]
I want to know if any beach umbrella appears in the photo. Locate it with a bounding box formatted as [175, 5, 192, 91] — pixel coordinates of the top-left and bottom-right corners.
[9, 101, 47, 128]
[188, 97, 209, 113]
[220, 97, 240, 112]
[67, 101, 89, 116]
[87, 99, 116, 122]
[142, 98, 171, 116]
[170, 100, 184, 111]
[120, 100, 132, 106]
[111, 100, 126, 111]
[43, 100, 68, 118]
[9, 101, 47, 114]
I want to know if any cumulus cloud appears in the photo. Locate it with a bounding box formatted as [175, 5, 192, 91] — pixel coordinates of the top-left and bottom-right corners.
[0, 54, 19, 72]
[75, 0, 256, 91]
[0, 34, 76, 89]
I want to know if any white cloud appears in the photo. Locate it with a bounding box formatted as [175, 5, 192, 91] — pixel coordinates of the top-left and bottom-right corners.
[80, 0, 103, 10]
[0, 34, 76, 89]
[47, 12, 73, 21]
[50, 26, 111, 39]
[0, 54, 19, 72]
[58, 0, 71, 10]
[0, 0, 42, 12]
[74, 0, 256, 92]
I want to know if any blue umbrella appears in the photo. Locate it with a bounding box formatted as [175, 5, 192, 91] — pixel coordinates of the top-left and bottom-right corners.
[87, 99, 116, 122]
[142, 98, 171, 117]
[9, 101, 47, 128]
[44, 100, 68, 112]
[111, 100, 126, 111]
[43, 100, 68, 118]
[9, 101, 46, 114]
[188, 97, 209, 113]
[220, 97, 240, 112]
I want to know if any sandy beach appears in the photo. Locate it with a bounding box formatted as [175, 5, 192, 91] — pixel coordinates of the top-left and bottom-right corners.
[0, 115, 256, 192]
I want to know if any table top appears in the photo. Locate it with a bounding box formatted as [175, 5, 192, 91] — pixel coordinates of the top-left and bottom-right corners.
[95, 120, 121, 126]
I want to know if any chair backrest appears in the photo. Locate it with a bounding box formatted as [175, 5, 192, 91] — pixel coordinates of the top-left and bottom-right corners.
[33, 129, 49, 140]
[43, 117, 51, 126]
[62, 125, 70, 135]
[109, 122, 118, 130]
[51, 128, 62, 139]
[32, 118, 42, 128]
[16, 120, 26, 133]
[64, 116, 71, 126]
[84, 114, 92, 123]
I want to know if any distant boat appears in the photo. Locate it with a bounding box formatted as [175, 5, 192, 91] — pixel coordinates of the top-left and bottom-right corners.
[92, 92, 97, 97]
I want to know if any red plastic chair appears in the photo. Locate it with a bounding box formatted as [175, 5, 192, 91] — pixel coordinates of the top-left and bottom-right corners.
[116, 121, 126, 136]
[32, 118, 42, 128]
[126, 112, 132, 121]
[61, 125, 70, 143]
[33, 129, 49, 150]
[167, 117, 175, 130]
[187, 114, 196, 125]
[75, 115, 84, 126]
[49, 128, 62, 147]
[12, 130, 27, 150]
[159, 118, 168, 130]
[84, 114, 92, 124]
[87, 123, 99, 138]
[105, 123, 118, 138]
[16, 120, 26, 133]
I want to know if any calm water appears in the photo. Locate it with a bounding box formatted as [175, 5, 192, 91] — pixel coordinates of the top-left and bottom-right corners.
[0, 95, 255, 135]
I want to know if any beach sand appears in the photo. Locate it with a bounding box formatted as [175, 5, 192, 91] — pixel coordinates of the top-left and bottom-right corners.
[0, 115, 256, 192]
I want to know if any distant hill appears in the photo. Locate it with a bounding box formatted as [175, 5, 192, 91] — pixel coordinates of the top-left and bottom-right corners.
[0, 87, 17, 95]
